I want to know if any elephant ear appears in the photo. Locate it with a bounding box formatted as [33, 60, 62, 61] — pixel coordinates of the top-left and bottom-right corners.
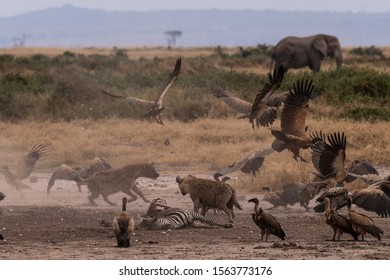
[312, 37, 327, 57]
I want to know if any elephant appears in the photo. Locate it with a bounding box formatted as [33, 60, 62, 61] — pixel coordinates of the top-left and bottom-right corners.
[270, 34, 343, 73]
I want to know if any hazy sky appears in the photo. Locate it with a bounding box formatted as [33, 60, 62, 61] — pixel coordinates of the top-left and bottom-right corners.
[1, 0, 390, 17]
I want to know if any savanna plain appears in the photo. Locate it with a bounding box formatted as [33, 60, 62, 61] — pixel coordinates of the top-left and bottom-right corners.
[0, 46, 389, 260]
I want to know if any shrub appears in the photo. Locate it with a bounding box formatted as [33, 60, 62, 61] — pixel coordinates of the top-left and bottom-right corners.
[349, 46, 385, 58]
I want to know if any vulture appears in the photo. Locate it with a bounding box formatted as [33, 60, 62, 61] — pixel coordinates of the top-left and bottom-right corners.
[0, 191, 5, 202]
[247, 65, 285, 129]
[0, 166, 31, 194]
[314, 181, 390, 218]
[347, 196, 383, 241]
[262, 182, 327, 211]
[0, 144, 46, 194]
[112, 197, 135, 248]
[270, 78, 320, 162]
[314, 186, 351, 213]
[310, 131, 379, 186]
[213, 78, 319, 179]
[350, 180, 390, 218]
[324, 197, 358, 241]
[311, 131, 389, 217]
[210, 64, 287, 129]
[47, 157, 112, 193]
[261, 186, 285, 209]
[101, 57, 181, 126]
[248, 197, 286, 241]
[279, 181, 328, 211]
[213, 147, 273, 180]
[2, 144, 47, 180]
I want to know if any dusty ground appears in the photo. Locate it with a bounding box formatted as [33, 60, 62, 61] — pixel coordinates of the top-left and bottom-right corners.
[1, 168, 390, 260]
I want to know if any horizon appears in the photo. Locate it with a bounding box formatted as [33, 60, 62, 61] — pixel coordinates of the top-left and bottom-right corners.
[1, 1, 390, 17]
[1, 6, 389, 48]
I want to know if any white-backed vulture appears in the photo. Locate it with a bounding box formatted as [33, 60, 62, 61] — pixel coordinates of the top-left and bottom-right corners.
[350, 180, 390, 218]
[347, 196, 383, 241]
[310, 131, 379, 186]
[248, 197, 286, 241]
[112, 197, 135, 248]
[210, 65, 287, 129]
[0, 166, 32, 195]
[0, 191, 5, 202]
[213, 79, 319, 179]
[324, 197, 358, 241]
[101, 58, 181, 125]
[270, 79, 320, 162]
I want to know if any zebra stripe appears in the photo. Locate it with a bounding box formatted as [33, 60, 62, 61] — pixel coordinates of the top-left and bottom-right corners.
[141, 208, 233, 230]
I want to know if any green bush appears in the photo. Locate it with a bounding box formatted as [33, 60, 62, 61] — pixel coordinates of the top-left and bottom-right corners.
[0, 52, 389, 122]
[349, 46, 385, 58]
[340, 107, 390, 121]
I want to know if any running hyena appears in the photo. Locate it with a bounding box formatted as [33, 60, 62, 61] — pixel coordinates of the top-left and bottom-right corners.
[87, 163, 159, 206]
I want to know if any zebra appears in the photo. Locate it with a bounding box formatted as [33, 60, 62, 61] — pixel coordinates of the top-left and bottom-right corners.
[138, 207, 233, 230]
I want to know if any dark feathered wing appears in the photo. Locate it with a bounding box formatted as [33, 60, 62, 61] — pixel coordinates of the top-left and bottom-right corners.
[248, 65, 285, 128]
[345, 160, 379, 183]
[313, 186, 350, 213]
[351, 181, 390, 217]
[311, 131, 346, 182]
[279, 182, 305, 206]
[214, 146, 275, 178]
[280, 79, 317, 136]
[262, 212, 286, 240]
[0, 191, 5, 201]
[14, 144, 47, 180]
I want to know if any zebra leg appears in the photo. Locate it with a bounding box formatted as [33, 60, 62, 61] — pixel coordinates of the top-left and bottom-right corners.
[192, 213, 233, 228]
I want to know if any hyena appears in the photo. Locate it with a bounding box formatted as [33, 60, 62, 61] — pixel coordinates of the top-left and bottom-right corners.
[87, 163, 159, 206]
[176, 175, 242, 223]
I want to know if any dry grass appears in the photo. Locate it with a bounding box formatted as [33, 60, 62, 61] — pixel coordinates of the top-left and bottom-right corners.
[0, 117, 388, 193]
[0, 46, 236, 59]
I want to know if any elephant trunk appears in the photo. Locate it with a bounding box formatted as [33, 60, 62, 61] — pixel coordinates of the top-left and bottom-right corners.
[335, 51, 343, 69]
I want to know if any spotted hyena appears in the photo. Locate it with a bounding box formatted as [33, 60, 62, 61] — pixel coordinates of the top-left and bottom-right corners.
[87, 163, 159, 206]
[176, 175, 242, 223]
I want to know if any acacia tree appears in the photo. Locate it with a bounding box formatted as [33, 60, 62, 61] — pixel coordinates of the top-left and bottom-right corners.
[165, 30, 182, 49]
[13, 33, 27, 47]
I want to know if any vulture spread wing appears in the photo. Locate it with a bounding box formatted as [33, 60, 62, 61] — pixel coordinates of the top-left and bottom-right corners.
[14, 144, 47, 180]
[280, 79, 318, 137]
[101, 90, 154, 106]
[209, 82, 252, 114]
[311, 131, 346, 183]
[213, 146, 275, 179]
[248, 65, 285, 128]
[351, 181, 390, 217]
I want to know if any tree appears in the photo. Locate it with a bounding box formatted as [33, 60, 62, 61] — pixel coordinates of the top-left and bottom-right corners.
[165, 30, 182, 49]
[13, 33, 27, 47]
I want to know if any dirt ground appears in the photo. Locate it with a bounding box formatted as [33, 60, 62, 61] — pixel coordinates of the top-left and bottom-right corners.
[1, 168, 390, 260]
